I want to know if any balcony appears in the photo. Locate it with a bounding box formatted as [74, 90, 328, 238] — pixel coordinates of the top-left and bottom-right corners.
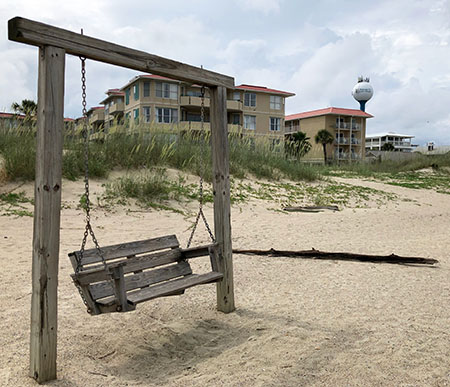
[178, 121, 242, 133]
[88, 110, 105, 125]
[336, 123, 361, 130]
[335, 137, 349, 145]
[180, 96, 243, 111]
[109, 102, 124, 115]
[285, 125, 300, 134]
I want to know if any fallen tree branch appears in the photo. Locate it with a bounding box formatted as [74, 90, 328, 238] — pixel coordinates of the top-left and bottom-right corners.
[232, 248, 438, 265]
[283, 205, 339, 212]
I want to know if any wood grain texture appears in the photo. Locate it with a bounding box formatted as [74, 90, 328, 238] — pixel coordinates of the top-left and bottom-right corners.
[69, 234, 180, 267]
[8, 17, 234, 88]
[127, 272, 223, 304]
[210, 86, 235, 313]
[89, 261, 192, 300]
[30, 46, 65, 384]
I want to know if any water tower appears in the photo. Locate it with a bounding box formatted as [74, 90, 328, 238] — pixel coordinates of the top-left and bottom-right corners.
[352, 76, 373, 112]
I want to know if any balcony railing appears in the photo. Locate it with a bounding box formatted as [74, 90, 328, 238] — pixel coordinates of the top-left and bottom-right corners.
[109, 102, 124, 115]
[88, 110, 105, 125]
[180, 95, 243, 111]
[336, 123, 361, 130]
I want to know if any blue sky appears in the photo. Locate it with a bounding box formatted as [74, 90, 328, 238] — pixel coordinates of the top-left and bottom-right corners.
[1, 0, 449, 145]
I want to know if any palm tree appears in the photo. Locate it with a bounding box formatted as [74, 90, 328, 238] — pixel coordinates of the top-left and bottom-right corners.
[11, 99, 37, 124]
[285, 131, 312, 159]
[381, 142, 395, 151]
[315, 129, 334, 163]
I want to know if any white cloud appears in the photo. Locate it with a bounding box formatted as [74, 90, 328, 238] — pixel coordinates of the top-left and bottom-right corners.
[236, 0, 283, 15]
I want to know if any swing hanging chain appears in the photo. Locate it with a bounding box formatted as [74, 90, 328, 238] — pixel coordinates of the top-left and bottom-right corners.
[76, 57, 108, 275]
[186, 86, 215, 248]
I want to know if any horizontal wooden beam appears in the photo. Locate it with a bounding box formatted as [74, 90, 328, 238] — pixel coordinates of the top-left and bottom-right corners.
[8, 17, 234, 89]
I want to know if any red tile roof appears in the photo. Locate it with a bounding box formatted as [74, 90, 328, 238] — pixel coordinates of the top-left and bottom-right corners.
[0, 112, 24, 119]
[106, 88, 125, 96]
[286, 107, 373, 121]
[236, 84, 295, 97]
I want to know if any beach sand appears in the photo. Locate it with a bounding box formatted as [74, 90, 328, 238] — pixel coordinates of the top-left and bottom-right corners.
[0, 176, 449, 386]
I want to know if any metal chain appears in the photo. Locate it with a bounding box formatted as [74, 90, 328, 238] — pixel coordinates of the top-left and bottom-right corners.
[187, 86, 215, 248]
[74, 56, 111, 312]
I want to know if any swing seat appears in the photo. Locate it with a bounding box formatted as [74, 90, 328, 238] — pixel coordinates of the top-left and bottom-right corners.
[68, 235, 223, 315]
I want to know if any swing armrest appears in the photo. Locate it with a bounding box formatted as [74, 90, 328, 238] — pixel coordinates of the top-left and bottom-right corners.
[180, 243, 221, 273]
[180, 242, 219, 259]
[71, 265, 111, 286]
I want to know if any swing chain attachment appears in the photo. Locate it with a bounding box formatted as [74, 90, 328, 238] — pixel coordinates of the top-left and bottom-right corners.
[74, 56, 110, 312]
[186, 86, 215, 248]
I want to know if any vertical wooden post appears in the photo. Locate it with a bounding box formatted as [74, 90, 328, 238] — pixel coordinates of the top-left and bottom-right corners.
[209, 86, 235, 313]
[30, 45, 65, 383]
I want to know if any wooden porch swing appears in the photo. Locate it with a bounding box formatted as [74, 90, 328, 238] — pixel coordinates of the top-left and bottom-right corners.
[8, 16, 235, 383]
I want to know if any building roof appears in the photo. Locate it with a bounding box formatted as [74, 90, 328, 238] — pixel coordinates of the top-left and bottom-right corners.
[100, 89, 125, 104]
[236, 84, 295, 97]
[366, 132, 414, 139]
[0, 112, 25, 119]
[120, 74, 178, 90]
[286, 107, 373, 121]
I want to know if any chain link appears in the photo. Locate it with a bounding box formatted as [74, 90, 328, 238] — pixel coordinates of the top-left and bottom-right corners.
[187, 86, 215, 248]
[75, 57, 112, 313]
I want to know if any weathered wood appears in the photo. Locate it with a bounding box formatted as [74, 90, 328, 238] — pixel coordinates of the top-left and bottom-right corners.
[210, 86, 235, 313]
[71, 277, 101, 315]
[89, 261, 192, 300]
[209, 244, 220, 273]
[30, 45, 65, 384]
[8, 17, 234, 89]
[71, 248, 182, 284]
[110, 264, 129, 312]
[127, 272, 223, 304]
[180, 243, 219, 259]
[283, 205, 339, 212]
[232, 248, 439, 265]
[69, 234, 180, 267]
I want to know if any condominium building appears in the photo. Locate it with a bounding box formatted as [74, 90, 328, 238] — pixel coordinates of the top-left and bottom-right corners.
[111, 74, 294, 142]
[99, 89, 125, 128]
[285, 107, 373, 162]
[365, 132, 416, 152]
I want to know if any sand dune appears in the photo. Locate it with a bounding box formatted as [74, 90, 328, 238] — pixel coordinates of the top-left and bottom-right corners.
[0, 176, 449, 386]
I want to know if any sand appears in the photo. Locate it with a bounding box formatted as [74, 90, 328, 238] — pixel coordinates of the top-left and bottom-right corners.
[0, 175, 449, 386]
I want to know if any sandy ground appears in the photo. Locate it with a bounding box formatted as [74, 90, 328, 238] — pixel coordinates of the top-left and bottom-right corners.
[0, 175, 449, 386]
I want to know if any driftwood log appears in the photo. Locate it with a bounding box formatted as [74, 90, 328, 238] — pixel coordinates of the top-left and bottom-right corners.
[283, 205, 339, 212]
[232, 248, 438, 266]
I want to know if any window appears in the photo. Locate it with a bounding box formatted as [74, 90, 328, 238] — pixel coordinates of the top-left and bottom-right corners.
[233, 91, 240, 101]
[156, 82, 178, 99]
[133, 108, 139, 123]
[143, 106, 151, 123]
[186, 90, 202, 97]
[270, 95, 282, 110]
[156, 107, 178, 123]
[244, 92, 256, 107]
[134, 84, 139, 100]
[143, 82, 150, 97]
[231, 113, 240, 125]
[244, 115, 256, 130]
[270, 117, 281, 131]
[125, 88, 130, 105]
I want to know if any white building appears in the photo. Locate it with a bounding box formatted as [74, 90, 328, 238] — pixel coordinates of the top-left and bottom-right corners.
[365, 132, 417, 152]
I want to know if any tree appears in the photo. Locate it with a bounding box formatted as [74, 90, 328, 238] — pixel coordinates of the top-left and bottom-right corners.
[314, 129, 334, 163]
[11, 99, 37, 124]
[381, 142, 395, 151]
[285, 131, 312, 159]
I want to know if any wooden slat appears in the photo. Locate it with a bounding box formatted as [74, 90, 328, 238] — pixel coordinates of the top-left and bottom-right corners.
[180, 243, 218, 259]
[71, 248, 183, 285]
[30, 45, 65, 384]
[8, 17, 234, 89]
[126, 272, 223, 304]
[210, 86, 235, 313]
[89, 261, 192, 300]
[69, 234, 180, 266]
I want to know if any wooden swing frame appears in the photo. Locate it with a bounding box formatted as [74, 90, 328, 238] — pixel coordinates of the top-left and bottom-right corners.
[8, 16, 235, 384]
